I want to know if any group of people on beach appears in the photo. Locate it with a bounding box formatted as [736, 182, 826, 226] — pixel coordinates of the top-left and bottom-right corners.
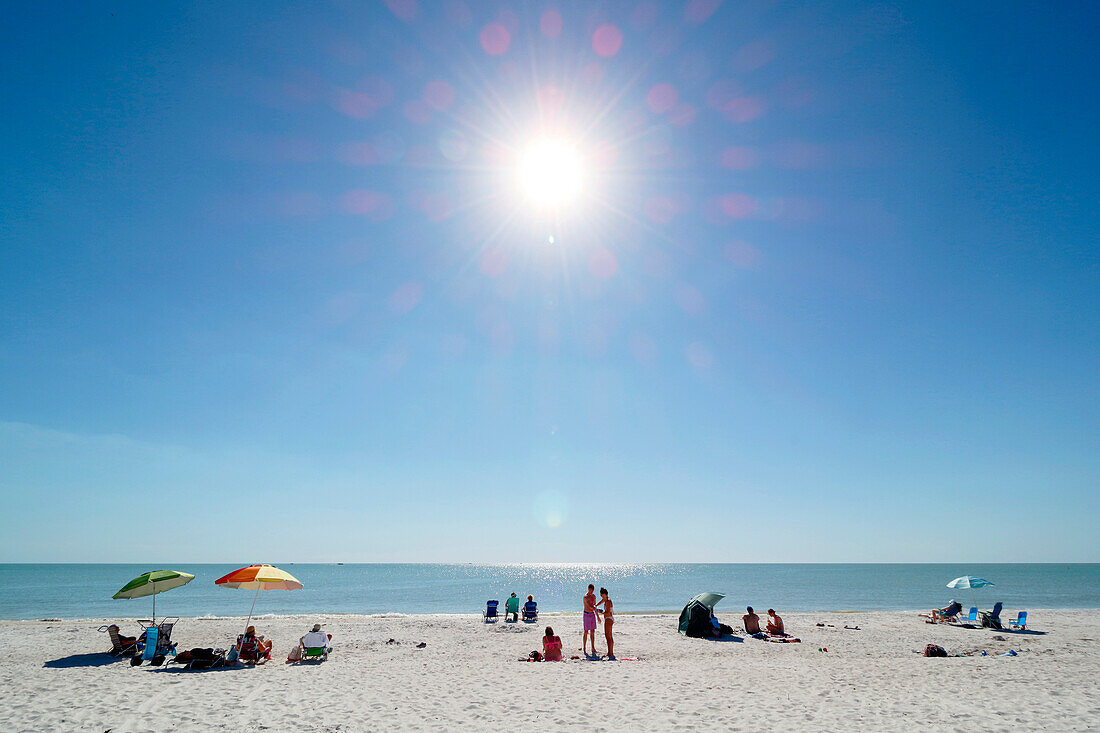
[742, 607, 784, 636]
[582, 584, 614, 659]
[518, 583, 615, 661]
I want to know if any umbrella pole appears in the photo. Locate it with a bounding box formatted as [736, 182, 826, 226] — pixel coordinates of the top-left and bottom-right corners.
[152, 592, 155, 626]
[244, 585, 260, 638]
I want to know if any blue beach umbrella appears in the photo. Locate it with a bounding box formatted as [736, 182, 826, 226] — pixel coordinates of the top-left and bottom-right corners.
[947, 576, 994, 611]
[947, 576, 994, 590]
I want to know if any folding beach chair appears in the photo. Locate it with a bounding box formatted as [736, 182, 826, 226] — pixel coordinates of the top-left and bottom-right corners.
[131, 620, 177, 666]
[956, 607, 979, 626]
[522, 601, 538, 623]
[300, 645, 329, 662]
[1008, 611, 1028, 630]
[980, 602, 1003, 629]
[100, 624, 141, 657]
[483, 600, 499, 622]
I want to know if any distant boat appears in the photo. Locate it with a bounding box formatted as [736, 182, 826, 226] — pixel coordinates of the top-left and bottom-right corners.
[337, 563, 344, 566]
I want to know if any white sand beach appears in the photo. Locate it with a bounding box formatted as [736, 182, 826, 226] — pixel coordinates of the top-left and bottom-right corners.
[2, 610, 1097, 731]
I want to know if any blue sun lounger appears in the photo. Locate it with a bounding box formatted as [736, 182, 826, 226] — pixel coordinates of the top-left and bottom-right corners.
[484, 600, 499, 622]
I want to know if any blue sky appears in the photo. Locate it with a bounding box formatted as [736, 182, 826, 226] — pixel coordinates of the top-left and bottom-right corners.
[1, 1, 1097, 562]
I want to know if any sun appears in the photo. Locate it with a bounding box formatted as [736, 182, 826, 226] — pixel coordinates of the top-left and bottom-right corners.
[516, 138, 585, 209]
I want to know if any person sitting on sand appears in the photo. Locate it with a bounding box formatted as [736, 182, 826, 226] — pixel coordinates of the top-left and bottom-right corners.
[542, 626, 562, 661]
[505, 593, 520, 622]
[766, 609, 784, 635]
[238, 626, 272, 664]
[743, 606, 764, 635]
[300, 623, 330, 651]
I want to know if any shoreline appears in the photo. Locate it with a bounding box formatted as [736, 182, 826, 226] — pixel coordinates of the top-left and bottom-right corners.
[3, 610, 1097, 730]
[6, 606, 1100, 623]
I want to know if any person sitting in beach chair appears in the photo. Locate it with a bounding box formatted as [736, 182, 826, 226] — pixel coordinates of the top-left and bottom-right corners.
[523, 595, 538, 622]
[505, 593, 520, 622]
[930, 601, 963, 623]
[237, 626, 272, 664]
[101, 624, 142, 657]
[484, 600, 500, 622]
[766, 609, 784, 635]
[293, 623, 332, 662]
[131, 621, 177, 667]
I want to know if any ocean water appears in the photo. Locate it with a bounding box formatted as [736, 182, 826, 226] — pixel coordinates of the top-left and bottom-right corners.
[0, 564, 1096, 621]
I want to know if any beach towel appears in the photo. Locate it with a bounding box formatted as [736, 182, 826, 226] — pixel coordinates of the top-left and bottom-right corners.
[765, 633, 801, 643]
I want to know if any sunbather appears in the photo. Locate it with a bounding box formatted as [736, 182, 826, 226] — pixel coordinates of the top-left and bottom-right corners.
[766, 609, 784, 635]
[931, 601, 962, 623]
[542, 626, 562, 661]
[505, 593, 520, 622]
[238, 626, 272, 664]
[104, 624, 141, 656]
[300, 623, 330, 650]
[743, 607, 762, 635]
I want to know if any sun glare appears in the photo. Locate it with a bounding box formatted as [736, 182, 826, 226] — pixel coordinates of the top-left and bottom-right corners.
[517, 138, 585, 209]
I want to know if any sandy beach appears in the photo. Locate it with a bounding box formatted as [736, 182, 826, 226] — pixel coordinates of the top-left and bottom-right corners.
[1, 610, 1097, 731]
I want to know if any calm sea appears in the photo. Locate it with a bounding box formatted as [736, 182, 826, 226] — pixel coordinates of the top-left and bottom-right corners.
[0, 564, 1096, 620]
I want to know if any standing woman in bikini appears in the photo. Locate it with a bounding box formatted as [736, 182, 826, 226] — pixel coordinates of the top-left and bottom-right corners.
[595, 587, 615, 660]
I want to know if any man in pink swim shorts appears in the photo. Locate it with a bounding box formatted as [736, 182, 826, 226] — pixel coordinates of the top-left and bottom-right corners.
[582, 584, 598, 657]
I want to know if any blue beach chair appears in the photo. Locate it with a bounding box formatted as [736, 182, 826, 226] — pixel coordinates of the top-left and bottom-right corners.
[957, 607, 979, 626]
[1009, 611, 1028, 630]
[131, 621, 176, 666]
[483, 600, 499, 622]
[523, 600, 538, 622]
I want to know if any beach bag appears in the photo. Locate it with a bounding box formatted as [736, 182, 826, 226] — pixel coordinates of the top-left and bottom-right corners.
[924, 644, 947, 657]
[528, 650, 543, 662]
[287, 645, 302, 662]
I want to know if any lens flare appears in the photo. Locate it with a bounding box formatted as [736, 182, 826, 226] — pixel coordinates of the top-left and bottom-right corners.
[516, 138, 585, 208]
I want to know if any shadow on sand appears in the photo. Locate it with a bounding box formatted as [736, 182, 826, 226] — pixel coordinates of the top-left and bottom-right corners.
[44, 652, 125, 668]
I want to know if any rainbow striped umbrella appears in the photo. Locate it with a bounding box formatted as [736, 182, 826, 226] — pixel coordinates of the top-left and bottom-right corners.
[215, 564, 302, 635]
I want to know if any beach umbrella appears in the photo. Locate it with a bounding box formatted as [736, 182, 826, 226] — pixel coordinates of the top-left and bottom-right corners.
[947, 576, 994, 610]
[113, 570, 195, 623]
[678, 592, 725, 636]
[946, 576, 994, 590]
[215, 564, 302, 636]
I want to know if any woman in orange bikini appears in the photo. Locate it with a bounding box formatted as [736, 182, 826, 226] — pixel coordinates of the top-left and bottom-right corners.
[595, 587, 615, 660]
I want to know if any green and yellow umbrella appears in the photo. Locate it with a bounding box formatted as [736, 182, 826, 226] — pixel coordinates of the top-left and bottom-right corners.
[113, 570, 195, 622]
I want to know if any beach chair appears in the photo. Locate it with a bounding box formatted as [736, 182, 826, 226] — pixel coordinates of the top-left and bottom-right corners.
[131, 621, 177, 666]
[1008, 611, 1028, 630]
[956, 607, 979, 626]
[980, 602, 1003, 629]
[300, 644, 329, 662]
[236, 634, 271, 664]
[483, 600, 499, 622]
[100, 624, 141, 657]
[522, 601, 538, 623]
[505, 596, 520, 621]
